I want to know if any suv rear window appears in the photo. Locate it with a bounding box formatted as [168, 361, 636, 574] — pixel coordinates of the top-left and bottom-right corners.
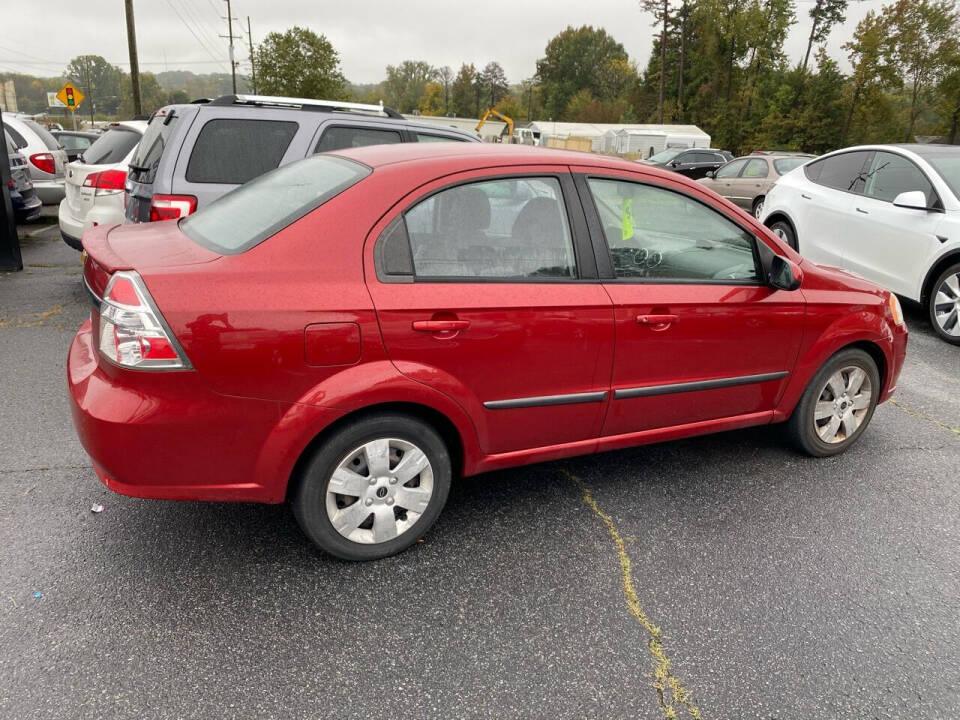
[21, 119, 61, 150]
[180, 154, 370, 254]
[130, 111, 178, 184]
[186, 118, 298, 184]
[83, 128, 141, 165]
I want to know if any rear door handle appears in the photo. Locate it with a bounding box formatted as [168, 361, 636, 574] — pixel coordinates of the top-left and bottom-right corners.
[856, 207, 869, 214]
[637, 314, 678, 326]
[412, 319, 470, 332]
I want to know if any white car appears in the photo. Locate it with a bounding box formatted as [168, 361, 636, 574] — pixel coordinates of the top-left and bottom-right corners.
[58, 121, 146, 250]
[4, 115, 68, 204]
[762, 144, 960, 344]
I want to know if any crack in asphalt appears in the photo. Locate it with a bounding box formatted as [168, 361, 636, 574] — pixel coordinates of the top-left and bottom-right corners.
[0, 304, 64, 328]
[562, 468, 702, 720]
[888, 398, 960, 437]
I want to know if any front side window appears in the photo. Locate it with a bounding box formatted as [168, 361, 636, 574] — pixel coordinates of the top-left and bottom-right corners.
[186, 118, 298, 184]
[716, 159, 747, 179]
[805, 151, 872, 194]
[648, 148, 684, 164]
[742, 158, 769, 178]
[181, 154, 369, 254]
[382, 177, 577, 280]
[587, 178, 759, 283]
[316, 126, 402, 153]
[863, 151, 937, 206]
[416, 133, 462, 143]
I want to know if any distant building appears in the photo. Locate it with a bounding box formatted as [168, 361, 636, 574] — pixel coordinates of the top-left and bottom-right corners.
[526, 121, 711, 156]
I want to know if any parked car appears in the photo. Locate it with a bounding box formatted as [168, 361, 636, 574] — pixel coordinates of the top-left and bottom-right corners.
[698, 152, 815, 218]
[641, 147, 733, 179]
[3, 115, 67, 204]
[762, 144, 960, 344]
[52, 130, 101, 163]
[70, 144, 907, 560]
[58, 121, 147, 250]
[6, 132, 42, 223]
[124, 94, 481, 224]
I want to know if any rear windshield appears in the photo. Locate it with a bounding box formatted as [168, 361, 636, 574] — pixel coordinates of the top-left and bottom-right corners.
[774, 157, 807, 174]
[21, 119, 61, 150]
[82, 128, 141, 165]
[180, 154, 370, 254]
[129, 110, 178, 184]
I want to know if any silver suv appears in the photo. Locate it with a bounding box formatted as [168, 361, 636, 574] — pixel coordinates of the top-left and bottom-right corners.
[125, 94, 480, 223]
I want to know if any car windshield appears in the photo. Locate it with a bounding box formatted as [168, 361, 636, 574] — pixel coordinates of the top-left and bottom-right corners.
[774, 157, 808, 174]
[647, 148, 685, 164]
[82, 128, 141, 165]
[923, 152, 960, 201]
[180, 154, 371, 254]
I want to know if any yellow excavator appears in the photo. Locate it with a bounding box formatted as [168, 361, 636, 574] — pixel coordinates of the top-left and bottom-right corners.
[475, 109, 515, 143]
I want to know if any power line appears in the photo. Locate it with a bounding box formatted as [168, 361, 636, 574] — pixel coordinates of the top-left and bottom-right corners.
[165, 0, 231, 72]
[175, 0, 229, 63]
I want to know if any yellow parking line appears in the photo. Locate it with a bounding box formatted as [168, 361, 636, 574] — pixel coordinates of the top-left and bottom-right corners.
[562, 469, 702, 720]
[888, 398, 960, 436]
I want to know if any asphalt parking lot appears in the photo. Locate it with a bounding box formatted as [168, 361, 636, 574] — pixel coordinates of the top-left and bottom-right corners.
[1, 215, 958, 719]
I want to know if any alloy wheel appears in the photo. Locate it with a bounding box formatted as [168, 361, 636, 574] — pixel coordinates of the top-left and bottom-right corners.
[325, 438, 434, 544]
[753, 198, 764, 219]
[813, 366, 873, 444]
[933, 271, 960, 337]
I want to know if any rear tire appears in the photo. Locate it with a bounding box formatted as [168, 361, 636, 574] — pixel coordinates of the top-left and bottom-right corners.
[927, 262, 960, 345]
[787, 348, 880, 458]
[769, 219, 797, 251]
[293, 413, 452, 561]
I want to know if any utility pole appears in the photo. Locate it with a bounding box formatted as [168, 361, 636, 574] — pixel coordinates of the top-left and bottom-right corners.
[85, 58, 95, 127]
[124, 0, 142, 116]
[221, 0, 240, 94]
[246, 16, 257, 94]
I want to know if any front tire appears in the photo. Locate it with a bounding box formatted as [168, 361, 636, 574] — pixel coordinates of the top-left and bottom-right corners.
[928, 263, 960, 345]
[752, 196, 765, 220]
[787, 348, 880, 458]
[769, 219, 797, 251]
[293, 413, 452, 561]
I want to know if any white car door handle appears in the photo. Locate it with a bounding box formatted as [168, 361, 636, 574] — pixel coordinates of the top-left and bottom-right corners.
[801, 193, 811, 200]
[856, 207, 869, 214]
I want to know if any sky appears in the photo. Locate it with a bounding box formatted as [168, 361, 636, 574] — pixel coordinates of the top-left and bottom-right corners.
[0, 0, 886, 85]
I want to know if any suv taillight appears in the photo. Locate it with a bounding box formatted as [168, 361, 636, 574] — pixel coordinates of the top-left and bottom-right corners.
[83, 169, 127, 194]
[148, 194, 197, 222]
[29, 153, 56, 174]
[98, 271, 189, 370]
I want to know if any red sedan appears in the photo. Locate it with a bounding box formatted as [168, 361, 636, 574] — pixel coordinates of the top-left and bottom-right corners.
[69, 144, 908, 560]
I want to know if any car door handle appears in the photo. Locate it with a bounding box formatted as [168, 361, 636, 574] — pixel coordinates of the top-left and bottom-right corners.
[856, 207, 869, 214]
[636, 314, 678, 326]
[412, 319, 471, 332]
[801, 193, 812, 200]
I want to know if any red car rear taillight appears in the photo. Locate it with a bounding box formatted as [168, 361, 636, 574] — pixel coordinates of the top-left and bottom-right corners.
[148, 194, 197, 222]
[83, 169, 127, 194]
[98, 272, 189, 370]
[29, 152, 56, 174]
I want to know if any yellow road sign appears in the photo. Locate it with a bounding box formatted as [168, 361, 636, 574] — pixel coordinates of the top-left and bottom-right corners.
[56, 82, 84, 111]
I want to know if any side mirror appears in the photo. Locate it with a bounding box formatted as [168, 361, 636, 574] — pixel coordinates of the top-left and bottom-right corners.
[705, 170, 715, 179]
[769, 255, 803, 291]
[892, 190, 930, 211]
[669, 160, 680, 168]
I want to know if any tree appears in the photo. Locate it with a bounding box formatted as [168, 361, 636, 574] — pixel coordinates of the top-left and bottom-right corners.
[884, 0, 958, 140]
[383, 60, 436, 113]
[842, 10, 897, 143]
[118, 72, 165, 117]
[641, 0, 673, 123]
[450, 63, 477, 117]
[65, 55, 124, 117]
[802, 0, 848, 73]
[535, 26, 629, 119]
[438, 65, 454, 114]
[419, 82, 444, 115]
[481, 61, 509, 108]
[254, 27, 346, 100]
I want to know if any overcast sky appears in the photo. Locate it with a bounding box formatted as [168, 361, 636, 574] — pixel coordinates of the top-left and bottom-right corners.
[0, 0, 884, 85]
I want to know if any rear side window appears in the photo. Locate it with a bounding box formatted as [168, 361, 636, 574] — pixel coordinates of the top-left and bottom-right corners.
[316, 126, 403, 153]
[5, 125, 27, 149]
[83, 128, 141, 165]
[21, 119, 60, 150]
[130, 111, 179, 184]
[186, 118, 298, 184]
[180, 155, 369, 254]
[805, 151, 872, 193]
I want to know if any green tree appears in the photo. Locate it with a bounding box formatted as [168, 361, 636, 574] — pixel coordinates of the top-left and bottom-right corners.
[65, 55, 124, 116]
[842, 10, 898, 143]
[437, 65, 454, 114]
[802, 0, 848, 73]
[481, 61, 509, 107]
[418, 82, 444, 115]
[383, 60, 436, 113]
[535, 26, 629, 119]
[641, 0, 673, 123]
[450, 63, 476, 117]
[254, 27, 347, 100]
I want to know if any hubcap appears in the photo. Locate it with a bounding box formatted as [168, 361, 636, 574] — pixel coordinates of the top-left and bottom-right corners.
[754, 199, 764, 219]
[325, 438, 434, 544]
[813, 366, 873, 444]
[773, 227, 787, 241]
[933, 272, 960, 337]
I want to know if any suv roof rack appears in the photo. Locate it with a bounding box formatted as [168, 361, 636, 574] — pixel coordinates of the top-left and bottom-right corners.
[208, 94, 404, 119]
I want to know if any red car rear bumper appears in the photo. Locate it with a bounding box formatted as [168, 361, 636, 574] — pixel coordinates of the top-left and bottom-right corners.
[68, 320, 323, 503]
